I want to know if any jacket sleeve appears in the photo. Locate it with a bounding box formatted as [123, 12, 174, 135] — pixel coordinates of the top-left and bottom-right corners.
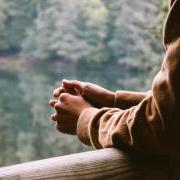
[114, 90, 150, 109]
[76, 38, 180, 153]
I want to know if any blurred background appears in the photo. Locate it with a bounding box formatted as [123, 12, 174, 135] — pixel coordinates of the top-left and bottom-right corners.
[0, 0, 168, 166]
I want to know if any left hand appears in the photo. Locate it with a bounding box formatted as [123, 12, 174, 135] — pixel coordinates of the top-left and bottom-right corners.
[53, 79, 115, 108]
[49, 92, 92, 135]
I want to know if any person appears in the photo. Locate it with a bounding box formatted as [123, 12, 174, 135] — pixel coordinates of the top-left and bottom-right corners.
[49, 0, 180, 155]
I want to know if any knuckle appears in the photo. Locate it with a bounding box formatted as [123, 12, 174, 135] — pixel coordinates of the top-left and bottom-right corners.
[58, 87, 64, 92]
[54, 102, 61, 110]
[49, 99, 54, 106]
[84, 82, 90, 92]
[53, 89, 59, 97]
[51, 113, 58, 121]
[60, 87, 64, 91]
[59, 93, 69, 102]
[54, 87, 64, 95]
[54, 113, 58, 119]
[49, 99, 52, 104]
[54, 114, 60, 121]
[72, 80, 80, 87]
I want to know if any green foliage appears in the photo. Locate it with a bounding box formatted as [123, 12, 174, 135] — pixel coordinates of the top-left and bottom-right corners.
[0, 65, 90, 166]
[0, 0, 169, 166]
[0, 0, 37, 52]
[0, 71, 33, 165]
[21, 0, 169, 90]
[22, 0, 108, 62]
[0, 0, 169, 69]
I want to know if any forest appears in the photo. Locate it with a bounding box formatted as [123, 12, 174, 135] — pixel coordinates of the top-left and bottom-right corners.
[0, 0, 168, 166]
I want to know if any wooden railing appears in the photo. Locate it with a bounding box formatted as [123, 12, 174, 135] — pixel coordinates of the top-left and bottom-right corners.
[0, 148, 180, 179]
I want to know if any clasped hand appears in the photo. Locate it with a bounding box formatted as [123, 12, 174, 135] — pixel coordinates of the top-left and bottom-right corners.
[49, 79, 115, 135]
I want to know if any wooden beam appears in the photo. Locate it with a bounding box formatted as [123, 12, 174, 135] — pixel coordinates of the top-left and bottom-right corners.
[0, 148, 180, 179]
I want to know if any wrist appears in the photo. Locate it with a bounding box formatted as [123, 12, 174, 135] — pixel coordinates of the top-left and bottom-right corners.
[78, 103, 93, 118]
[107, 91, 115, 107]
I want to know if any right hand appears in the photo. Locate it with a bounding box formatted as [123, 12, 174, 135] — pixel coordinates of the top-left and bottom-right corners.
[49, 91, 92, 135]
[53, 79, 115, 108]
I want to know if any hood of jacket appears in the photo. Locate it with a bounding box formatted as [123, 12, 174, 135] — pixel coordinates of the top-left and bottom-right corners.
[164, 0, 180, 49]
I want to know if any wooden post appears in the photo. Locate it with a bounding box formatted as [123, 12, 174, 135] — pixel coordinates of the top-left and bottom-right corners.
[0, 148, 180, 180]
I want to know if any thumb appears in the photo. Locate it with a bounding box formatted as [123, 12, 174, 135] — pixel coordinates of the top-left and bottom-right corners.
[62, 79, 83, 93]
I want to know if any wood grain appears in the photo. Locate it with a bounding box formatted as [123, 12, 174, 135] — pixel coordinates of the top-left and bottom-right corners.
[0, 148, 180, 180]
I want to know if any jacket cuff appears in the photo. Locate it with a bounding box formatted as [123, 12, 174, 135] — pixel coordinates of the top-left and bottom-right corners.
[77, 107, 99, 146]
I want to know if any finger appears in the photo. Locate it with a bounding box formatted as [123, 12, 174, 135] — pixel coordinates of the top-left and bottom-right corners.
[56, 122, 66, 134]
[51, 113, 59, 121]
[64, 87, 77, 95]
[58, 93, 70, 102]
[55, 114, 70, 134]
[53, 87, 64, 97]
[54, 101, 67, 114]
[49, 99, 57, 108]
[58, 92, 77, 103]
[62, 79, 84, 92]
[54, 101, 62, 111]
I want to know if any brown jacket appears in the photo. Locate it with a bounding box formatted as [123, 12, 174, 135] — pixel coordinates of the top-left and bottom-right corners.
[77, 0, 180, 154]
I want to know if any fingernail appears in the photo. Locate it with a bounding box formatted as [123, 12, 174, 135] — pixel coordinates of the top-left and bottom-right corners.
[62, 79, 69, 83]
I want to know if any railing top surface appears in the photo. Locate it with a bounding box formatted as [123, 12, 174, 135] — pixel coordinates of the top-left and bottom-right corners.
[0, 148, 180, 180]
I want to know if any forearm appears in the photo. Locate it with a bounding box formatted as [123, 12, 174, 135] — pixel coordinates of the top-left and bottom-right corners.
[76, 39, 180, 154]
[76, 95, 163, 153]
[114, 90, 151, 109]
[76, 93, 167, 154]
